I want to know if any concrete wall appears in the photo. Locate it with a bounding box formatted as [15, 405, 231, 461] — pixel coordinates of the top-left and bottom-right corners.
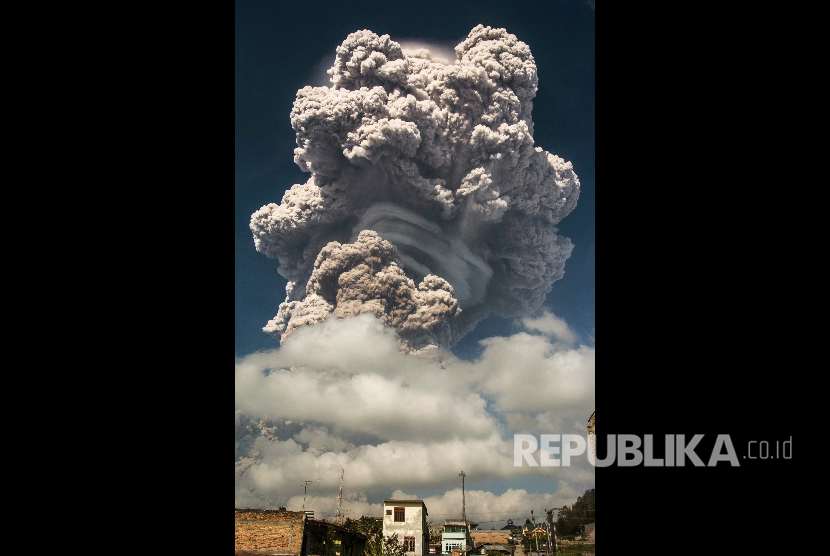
[583, 522, 595, 543]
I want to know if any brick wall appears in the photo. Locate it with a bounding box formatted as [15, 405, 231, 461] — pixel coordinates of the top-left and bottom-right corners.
[235, 510, 306, 555]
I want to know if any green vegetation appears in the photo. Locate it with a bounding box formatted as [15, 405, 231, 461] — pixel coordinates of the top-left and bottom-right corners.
[556, 544, 595, 554]
[342, 516, 406, 556]
[555, 489, 595, 538]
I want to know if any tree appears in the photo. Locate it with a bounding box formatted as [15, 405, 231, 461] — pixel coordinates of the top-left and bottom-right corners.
[341, 517, 407, 556]
[343, 517, 383, 556]
[521, 519, 534, 551]
[555, 489, 595, 538]
[427, 520, 443, 546]
[383, 534, 406, 556]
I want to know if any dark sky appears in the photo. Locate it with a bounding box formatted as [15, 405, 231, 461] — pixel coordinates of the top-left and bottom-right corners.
[235, 0, 594, 357]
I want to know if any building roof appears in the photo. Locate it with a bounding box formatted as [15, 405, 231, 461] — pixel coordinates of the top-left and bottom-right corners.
[471, 531, 511, 545]
[384, 499, 428, 515]
[479, 544, 513, 553]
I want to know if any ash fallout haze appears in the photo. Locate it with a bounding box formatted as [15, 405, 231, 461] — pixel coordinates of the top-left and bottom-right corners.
[236, 0, 595, 522]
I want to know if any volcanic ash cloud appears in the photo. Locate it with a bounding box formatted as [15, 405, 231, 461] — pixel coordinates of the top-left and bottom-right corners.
[250, 25, 580, 350]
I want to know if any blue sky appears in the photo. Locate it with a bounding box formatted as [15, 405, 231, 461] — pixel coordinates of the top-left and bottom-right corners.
[235, 0, 594, 358]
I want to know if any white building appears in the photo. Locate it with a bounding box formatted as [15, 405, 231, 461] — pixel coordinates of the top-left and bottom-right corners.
[382, 499, 429, 556]
[441, 520, 473, 555]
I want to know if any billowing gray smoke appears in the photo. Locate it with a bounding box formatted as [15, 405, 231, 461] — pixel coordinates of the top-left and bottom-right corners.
[251, 25, 580, 351]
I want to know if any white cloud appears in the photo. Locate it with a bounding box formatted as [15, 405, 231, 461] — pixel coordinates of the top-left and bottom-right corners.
[475, 333, 594, 413]
[294, 426, 354, 454]
[287, 493, 382, 518]
[236, 314, 594, 440]
[236, 317, 498, 442]
[419, 487, 582, 523]
[235, 314, 594, 511]
[521, 311, 579, 345]
[240, 432, 511, 495]
[257, 487, 583, 524]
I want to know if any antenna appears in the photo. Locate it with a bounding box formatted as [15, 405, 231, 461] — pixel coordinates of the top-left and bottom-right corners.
[458, 470, 466, 524]
[543, 509, 552, 555]
[302, 480, 313, 511]
[336, 466, 345, 525]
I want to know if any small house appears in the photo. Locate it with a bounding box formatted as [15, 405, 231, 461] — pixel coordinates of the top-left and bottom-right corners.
[382, 499, 430, 556]
[442, 520, 474, 555]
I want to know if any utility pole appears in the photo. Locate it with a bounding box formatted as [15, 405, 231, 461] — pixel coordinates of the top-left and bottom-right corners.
[302, 480, 313, 511]
[543, 508, 553, 554]
[546, 507, 560, 554]
[552, 522, 557, 554]
[544, 519, 552, 554]
[336, 467, 345, 525]
[459, 470, 466, 524]
[531, 510, 538, 555]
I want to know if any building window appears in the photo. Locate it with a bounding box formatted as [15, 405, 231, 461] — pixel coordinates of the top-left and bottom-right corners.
[394, 507, 405, 522]
[404, 536, 415, 552]
[386, 509, 393, 515]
